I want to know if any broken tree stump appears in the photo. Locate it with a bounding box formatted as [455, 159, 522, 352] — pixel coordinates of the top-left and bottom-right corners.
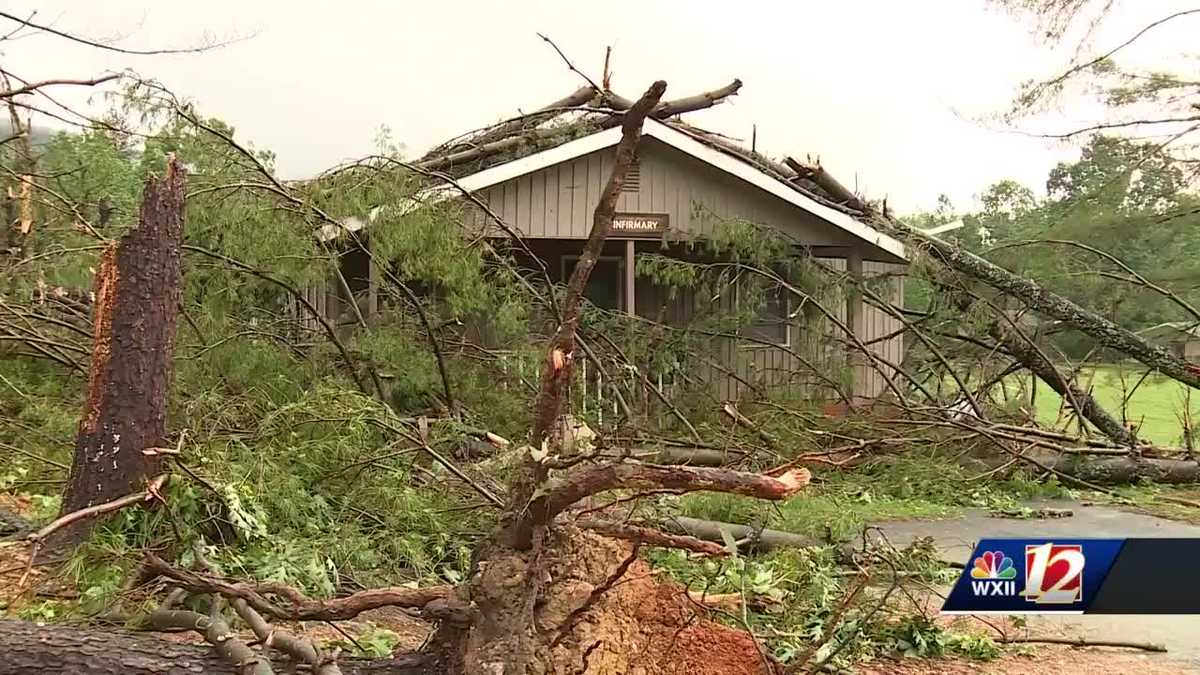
[53, 156, 187, 549]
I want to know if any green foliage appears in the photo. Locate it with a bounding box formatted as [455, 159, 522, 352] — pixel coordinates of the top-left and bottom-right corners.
[337, 624, 402, 658]
[648, 536, 995, 667]
[902, 132, 1200, 360]
[881, 615, 1001, 660]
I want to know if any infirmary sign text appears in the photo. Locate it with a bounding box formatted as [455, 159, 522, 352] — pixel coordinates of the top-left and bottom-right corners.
[612, 213, 669, 236]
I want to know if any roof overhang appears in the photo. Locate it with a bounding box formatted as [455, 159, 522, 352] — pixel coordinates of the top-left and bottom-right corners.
[321, 118, 907, 262]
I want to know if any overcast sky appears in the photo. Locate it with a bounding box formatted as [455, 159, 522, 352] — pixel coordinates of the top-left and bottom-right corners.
[1, 1, 1191, 213]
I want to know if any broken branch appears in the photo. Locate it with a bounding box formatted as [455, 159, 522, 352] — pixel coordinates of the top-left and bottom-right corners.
[524, 463, 810, 535]
[144, 553, 460, 622]
[578, 517, 727, 556]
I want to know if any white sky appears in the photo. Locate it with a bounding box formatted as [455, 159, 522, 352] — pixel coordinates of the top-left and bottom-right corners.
[1, 0, 1194, 213]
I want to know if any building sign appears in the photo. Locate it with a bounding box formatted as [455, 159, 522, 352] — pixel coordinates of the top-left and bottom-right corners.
[612, 213, 669, 237]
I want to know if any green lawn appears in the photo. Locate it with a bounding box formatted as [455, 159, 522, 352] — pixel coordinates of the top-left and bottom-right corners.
[1007, 365, 1199, 446]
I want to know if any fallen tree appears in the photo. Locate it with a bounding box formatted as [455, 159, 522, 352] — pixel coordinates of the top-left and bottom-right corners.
[7, 23, 1200, 675]
[434, 77, 805, 675]
[0, 620, 431, 675]
[973, 450, 1200, 485]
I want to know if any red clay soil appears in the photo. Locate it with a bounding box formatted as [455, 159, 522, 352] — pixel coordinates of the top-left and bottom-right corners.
[624, 573, 770, 675]
[520, 526, 773, 675]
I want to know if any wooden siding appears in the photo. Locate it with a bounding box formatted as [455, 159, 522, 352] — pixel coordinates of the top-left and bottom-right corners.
[464, 138, 862, 247]
[297, 250, 908, 403]
[701, 259, 905, 403]
[630, 247, 906, 403]
[858, 260, 905, 400]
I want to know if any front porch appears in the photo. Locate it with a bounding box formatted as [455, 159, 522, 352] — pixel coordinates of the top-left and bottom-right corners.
[303, 232, 904, 414]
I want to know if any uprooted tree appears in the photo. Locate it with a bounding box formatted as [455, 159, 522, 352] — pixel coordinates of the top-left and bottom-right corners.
[3, 5, 1200, 675]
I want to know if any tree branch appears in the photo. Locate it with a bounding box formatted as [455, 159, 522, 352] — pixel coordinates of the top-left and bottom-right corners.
[577, 517, 727, 556]
[144, 554, 461, 623]
[522, 463, 810, 536]
[0, 73, 119, 99]
[0, 10, 241, 55]
[502, 79, 667, 550]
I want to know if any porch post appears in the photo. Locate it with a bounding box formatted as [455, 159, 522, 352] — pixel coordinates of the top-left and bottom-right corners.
[845, 249, 864, 401]
[624, 239, 636, 316]
[367, 238, 379, 320]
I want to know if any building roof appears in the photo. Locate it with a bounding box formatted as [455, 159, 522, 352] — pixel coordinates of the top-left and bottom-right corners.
[1141, 322, 1200, 340]
[327, 85, 907, 261]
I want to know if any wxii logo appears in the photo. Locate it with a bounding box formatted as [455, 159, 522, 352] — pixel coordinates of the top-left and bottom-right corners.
[969, 550, 1017, 596]
[1022, 543, 1084, 604]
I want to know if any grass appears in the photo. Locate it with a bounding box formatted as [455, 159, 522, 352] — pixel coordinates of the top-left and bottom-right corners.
[676, 450, 1074, 542]
[1006, 364, 1198, 446]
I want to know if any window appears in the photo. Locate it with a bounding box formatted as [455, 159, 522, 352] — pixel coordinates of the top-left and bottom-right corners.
[739, 281, 791, 347]
[562, 255, 624, 311]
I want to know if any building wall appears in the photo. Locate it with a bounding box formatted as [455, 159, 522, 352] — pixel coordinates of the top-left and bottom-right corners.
[696, 258, 905, 403]
[307, 135, 909, 403]
[463, 138, 865, 249]
[1184, 339, 1200, 362]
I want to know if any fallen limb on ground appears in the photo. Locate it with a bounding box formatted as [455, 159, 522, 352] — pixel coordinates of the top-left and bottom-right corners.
[144, 553, 464, 622]
[970, 450, 1200, 485]
[0, 619, 429, 675]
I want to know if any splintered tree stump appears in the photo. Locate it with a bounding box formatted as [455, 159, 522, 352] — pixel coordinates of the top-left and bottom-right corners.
[454, 525, 774, 675]
[54, 156, 186, 547]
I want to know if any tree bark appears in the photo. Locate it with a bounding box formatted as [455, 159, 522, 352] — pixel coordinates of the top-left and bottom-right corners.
[667, 516, 824, 551]
[0, 620, 433, 675]
[524, 464, 810, 534]
[602, 79, 742, 118]
[975, 451, 1200, 484]
[784, 157, 867, 213]
[458, 86, 598, 149]
[54, 156, 186, 548]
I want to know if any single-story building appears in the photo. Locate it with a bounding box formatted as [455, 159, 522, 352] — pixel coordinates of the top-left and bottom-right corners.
[300, 110, 908, 405]
[1141, 322, 1200, 361]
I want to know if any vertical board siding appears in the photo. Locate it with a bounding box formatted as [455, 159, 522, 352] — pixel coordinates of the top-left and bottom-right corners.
[529, 170, 545, 233]
[461, 140, 864, 246]
[857, 261, 905, 400]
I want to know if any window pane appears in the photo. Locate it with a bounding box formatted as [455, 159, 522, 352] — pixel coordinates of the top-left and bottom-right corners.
[746, 286, 789, 345]
[565, 257, 622, 311]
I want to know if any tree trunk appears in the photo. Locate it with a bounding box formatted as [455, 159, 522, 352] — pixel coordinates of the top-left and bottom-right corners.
[503, 80, 668, 551]
[449, 526, 775, 675]
[0, 620, 432, 675]
[893, 221, 1200, 390]
[974, 451, 1200, 484]
[55, 156, 186, 547]
[667, 516, 823, 551]
[947, 291, 1138, 447]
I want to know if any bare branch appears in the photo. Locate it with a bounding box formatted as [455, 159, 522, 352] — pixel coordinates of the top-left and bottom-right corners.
[145, 608, 274, 675]
[524, 463, 810, 535]
[0, 73, 119, 99]
[537, 33, 602, 92]
[0, 10, 243, 55]
[27, 474, 166, 544]
[1031, 9, 1200, 100]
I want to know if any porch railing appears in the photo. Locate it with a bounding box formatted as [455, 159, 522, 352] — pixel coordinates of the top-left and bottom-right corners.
[495, 348, 680, 431]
